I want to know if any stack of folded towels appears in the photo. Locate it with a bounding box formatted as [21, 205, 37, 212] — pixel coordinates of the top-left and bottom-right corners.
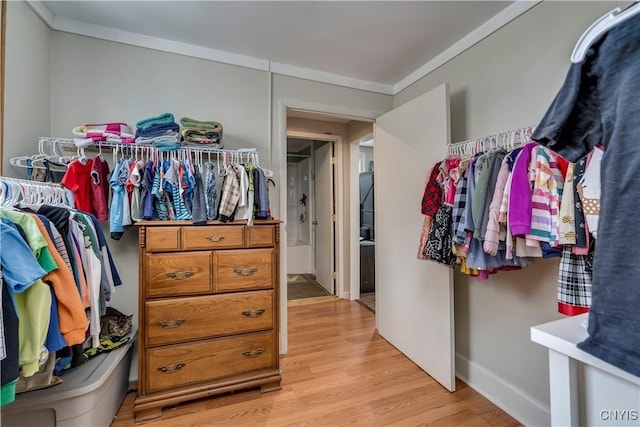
[180, 117, 223, 148]
[135, 113, 181, 149]
[73, 123, 135, 147]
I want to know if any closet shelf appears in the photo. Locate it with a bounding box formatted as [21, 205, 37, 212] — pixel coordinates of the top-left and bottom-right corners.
[37, 136, 262, 164]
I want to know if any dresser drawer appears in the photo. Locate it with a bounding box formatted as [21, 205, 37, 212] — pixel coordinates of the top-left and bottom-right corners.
[146, 331, 275, 393]
[246, 225, 275, 248]
[145, 290, 274, 346]
[182, 226, 244, 250]
[146, 227, 181, 252]
[213, 248, 274, 292]
[146, 252, 211, 298]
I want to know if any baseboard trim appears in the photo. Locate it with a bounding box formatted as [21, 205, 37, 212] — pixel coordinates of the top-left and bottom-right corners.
[455, 352, 550, 426]
[128, 380, 138, 392]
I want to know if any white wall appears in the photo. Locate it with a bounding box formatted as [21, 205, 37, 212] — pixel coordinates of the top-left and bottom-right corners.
[49, 31, 271, 318]
[3, 1, 50, 176]
[347, 120, 373, 143]
[395, 2, 629, 425]
[359, 146, 373, 171]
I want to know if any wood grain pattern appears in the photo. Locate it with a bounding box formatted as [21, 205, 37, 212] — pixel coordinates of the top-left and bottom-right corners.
[146, 252, 211, 297]
[245, 225, 275, 248]
[114, 300, 521, 427]
[146, 331, 275, 393]
[145, 227, 181, 252]
[182, 226, 244, 250]
[213, 248, 274, 292]
[135, 221, 281, 420]
[145, 290, 274, 346]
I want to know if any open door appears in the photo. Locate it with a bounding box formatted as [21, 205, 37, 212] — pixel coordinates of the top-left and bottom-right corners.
[375, 84, 455, 391]
[313, 141, 335, 294]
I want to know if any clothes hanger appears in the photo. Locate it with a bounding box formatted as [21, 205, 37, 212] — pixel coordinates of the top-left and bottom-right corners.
[571, 2, 640, 63]
[0, 182, 10, 206]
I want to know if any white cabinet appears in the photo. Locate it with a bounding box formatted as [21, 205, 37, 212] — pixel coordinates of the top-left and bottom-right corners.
[531, 314, 640, 427]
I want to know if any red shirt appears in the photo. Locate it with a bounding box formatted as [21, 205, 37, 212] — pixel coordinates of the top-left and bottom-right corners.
[90, 157, 110, 221]
[62, 159, 95, 214]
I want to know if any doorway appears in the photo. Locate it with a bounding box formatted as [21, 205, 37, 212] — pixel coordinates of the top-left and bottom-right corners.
[286, 137, 335, 302]
[356, 137, 375, 313]
[279, 84, 455, 392]
[284, 112, 374, 307]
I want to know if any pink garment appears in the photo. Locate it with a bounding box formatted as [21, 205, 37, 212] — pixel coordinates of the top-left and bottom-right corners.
[444, 157, 461, 205]
[73, 123, 135, 147]
[483, 160, 510, 256]
[508, 142, 538, 236]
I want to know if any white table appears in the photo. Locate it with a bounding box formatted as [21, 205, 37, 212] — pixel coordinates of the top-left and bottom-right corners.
[531, 314, 640, 427]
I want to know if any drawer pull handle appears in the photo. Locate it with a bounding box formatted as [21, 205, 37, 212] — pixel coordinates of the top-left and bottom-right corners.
[158, 319, 185, 328]
[166, 271, 194, 280]
[157, 363, 185, 374]
[233, 266, 258, 276]
[205, 235, 225, 242]
[241, 308, 266, 318]
[242, 348, 265, 358]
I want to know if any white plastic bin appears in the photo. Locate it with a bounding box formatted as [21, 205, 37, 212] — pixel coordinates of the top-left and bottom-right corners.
[2, 332, 135, 427]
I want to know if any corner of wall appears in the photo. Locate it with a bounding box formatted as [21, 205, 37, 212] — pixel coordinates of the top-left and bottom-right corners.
[456, 352, 550, 426]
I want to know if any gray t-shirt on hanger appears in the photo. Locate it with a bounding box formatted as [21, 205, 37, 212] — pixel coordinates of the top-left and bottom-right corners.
[531, 13, 640, 377]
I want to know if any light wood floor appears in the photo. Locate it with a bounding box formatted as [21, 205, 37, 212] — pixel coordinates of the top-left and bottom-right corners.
[112, 300, 521, 427]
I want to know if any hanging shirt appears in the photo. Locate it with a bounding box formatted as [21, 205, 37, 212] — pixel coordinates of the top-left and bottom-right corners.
[204, 162, 218, 220]
[0, 221, 47, 295]
[474, 151, 506, 241]
[71, 213, 102, 348]
[531, 12, 640, 377]
[109, 160, 125, 240]
[141, 160, 156, 220]
[483, 156, 511, 256]
[152, 163, 168, 220]
[128, 160, 145, 222]
[191, 165, 208, 225]
[218, 164, 240, 222]
[0, 210, 57, 273]
[508, 143, 538, 236]
[61, 158, 94, 214]
[571, 155, 589, 251]
[245, 162, 256, 226]
[119, 159, 133, 227]
[558, 163, 577, 245]
[0, 276, 20, 405]
[254, 167, 271, 220]
[577, 146, 602, 239]
[234, 164, 250, 221]
[90, 156, 110, 222]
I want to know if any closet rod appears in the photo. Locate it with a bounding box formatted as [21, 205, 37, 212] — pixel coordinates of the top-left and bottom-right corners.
[0, 175, 62, 187]
[38, 137, 261, 161]
[447, 125, 536, 159]
[0, 175, 71, 208]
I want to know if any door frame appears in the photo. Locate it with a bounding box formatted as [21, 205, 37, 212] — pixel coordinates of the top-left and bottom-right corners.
[349, 133, 374, 302]
[276, 99, 379, 355]
[287, 130, 343, 298]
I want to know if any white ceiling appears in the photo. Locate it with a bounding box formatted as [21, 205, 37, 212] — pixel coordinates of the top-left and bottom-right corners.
[35, 1, 537, 95]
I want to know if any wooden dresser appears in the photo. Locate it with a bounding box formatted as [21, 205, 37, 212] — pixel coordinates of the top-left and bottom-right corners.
[133, 220, 282, 421]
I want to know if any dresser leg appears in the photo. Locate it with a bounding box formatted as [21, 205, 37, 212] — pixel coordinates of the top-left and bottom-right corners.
[134, 407, 163, 422]
[260, 380, 282, 393]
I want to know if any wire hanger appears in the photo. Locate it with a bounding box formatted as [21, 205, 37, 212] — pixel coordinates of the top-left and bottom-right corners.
[571, 2, 640, 63]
